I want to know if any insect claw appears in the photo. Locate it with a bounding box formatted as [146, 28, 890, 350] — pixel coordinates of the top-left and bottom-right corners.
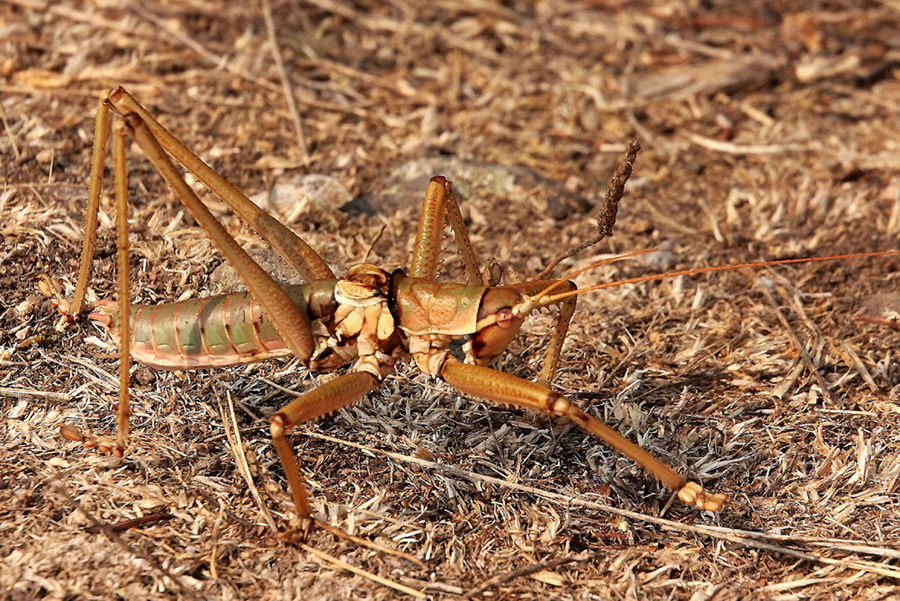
[95, 435, 126, 457]
[87, 299, 116, 327]
[38, 275, 80, 321]
[678, 481, 727, 512]
[60, 423, 108, 453]
[278, 517, 314, 544]
[57, 298, 74, 320]
[88, 312, 112, 326]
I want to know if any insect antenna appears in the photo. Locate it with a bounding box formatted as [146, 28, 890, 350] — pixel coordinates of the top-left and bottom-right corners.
[513, 247, 657, 318]
[528, 249, 900, 309]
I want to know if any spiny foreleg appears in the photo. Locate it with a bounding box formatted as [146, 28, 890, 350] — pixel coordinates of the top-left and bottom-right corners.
[410, 175, 499, 285]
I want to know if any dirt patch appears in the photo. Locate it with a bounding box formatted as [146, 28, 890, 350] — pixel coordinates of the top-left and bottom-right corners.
[2, 1, 900, 599]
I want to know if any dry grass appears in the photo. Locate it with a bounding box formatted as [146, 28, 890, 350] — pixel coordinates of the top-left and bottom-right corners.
[2, 1, 900, 599]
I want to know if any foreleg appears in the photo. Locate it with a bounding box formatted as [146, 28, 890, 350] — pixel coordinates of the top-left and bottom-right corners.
[439, 359, 726, 511]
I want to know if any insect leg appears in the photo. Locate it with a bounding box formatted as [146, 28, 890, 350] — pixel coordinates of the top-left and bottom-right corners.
[61, 115, 133, 456]
[106, 87, 333, 284]
[504, 279, 579, 386]
[440, 358, 726, 511]
[441, 179, 489, 285]
[410, 176, 451, 280]
[120, 111, 315, 363]
[69, 97, 111, 318]
[410, 176, 491, 283]
[108, 118, 131, 456]
[537, 288, 577, 386]
[269, 371, 381, 535]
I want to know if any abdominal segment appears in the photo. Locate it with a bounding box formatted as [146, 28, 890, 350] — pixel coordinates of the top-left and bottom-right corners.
[127, 286, 309, 369]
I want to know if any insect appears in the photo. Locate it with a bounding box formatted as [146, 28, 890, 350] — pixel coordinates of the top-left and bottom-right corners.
[60, 87, 897, 539]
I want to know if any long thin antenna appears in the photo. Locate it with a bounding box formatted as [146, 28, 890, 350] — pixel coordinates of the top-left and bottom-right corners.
[514, 248, 658, 318]
[533, 250, 900, 307]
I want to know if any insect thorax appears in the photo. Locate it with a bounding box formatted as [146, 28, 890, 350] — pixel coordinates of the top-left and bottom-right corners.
[310, 265, 403, 379]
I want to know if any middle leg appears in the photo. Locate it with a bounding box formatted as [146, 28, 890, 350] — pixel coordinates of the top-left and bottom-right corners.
[269, 370, 381, 535]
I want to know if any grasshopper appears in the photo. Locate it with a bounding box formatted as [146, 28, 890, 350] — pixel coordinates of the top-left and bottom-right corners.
[60, 87, 897, 538]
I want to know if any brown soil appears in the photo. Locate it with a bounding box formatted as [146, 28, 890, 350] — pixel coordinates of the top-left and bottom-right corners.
[2, 1, 900, 599]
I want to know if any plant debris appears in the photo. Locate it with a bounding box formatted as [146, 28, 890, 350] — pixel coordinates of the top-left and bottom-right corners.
[2, 1, 900, 599]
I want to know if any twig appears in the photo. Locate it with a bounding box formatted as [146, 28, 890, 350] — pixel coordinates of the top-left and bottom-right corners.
[209, 502, 224, 579]
[218, 390, 428, 587]
[85, 513, 174, 534]
[595, 317, 654, 392]
[0, 101, 21, 160]
[301, 429, 900, 579]
[300, 56, 436, 104]
[314, 519, 428, 568]
[48, 4, 147, 38]
[299, 543, 426, 598]
[483, 409, 512, 475]
[841, 340, 880, 394]
[687, 133, 806, 155]
[260, 0, 309, 163]
[216, 389, 279, 534]
[0, 386, 69, 402]
[128, 4, 280, 93]
[198, 486, 256, 529]
[257, 376, 305, 397]
[304, 0, 502, 64]
[756, 275, 837, 404]
[536, 140, 640, 279]
[50, 481, 199, 599]
[643, 199, 698, 235]
[361, 223, 387, 265]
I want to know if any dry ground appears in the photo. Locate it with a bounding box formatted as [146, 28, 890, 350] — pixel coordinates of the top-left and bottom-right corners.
[2, 1, 900, 599]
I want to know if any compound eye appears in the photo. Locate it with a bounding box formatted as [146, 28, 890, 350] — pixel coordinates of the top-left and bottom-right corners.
[496, 308, 514, 328]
